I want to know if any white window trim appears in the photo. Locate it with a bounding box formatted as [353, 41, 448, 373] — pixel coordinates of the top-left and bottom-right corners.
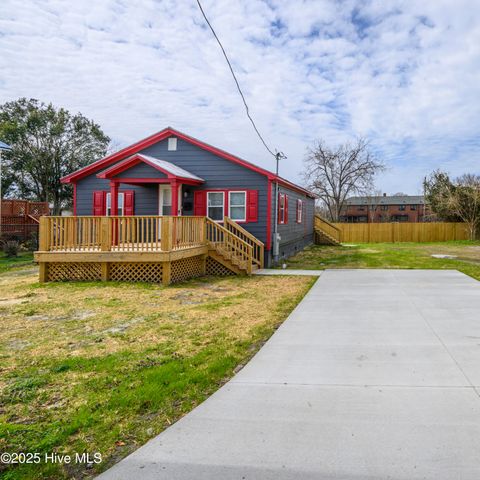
[296, 199, 303, 223]
[168, 137, 177, 151]
[207, 191, 225, 222]
[228, 191, 247, 222]
[106, 192, 124, 216]
[278, 193, 286, 225]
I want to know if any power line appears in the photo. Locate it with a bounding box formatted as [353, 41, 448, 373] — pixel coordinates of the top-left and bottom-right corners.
[195, 0, 286, 161]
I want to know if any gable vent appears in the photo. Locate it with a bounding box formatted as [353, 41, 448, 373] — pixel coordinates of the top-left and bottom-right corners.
[168, 137, 177, 151]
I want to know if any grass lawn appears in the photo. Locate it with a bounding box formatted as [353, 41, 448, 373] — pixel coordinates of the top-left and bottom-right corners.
[0, 265, 315, 480]
[0, 252, 34, 274]
[286, 241, 480, 281]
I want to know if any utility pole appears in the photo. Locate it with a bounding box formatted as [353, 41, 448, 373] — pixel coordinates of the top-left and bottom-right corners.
[272, 151, 286, 266]
[0, 141, 13, 238]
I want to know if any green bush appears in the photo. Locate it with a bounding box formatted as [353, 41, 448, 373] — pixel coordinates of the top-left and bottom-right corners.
[3, 240, 20, 257]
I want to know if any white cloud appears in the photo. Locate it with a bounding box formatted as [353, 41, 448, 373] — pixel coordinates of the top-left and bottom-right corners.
[1, 0, 479, 194]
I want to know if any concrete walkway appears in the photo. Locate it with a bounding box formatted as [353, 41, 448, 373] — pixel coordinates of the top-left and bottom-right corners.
[98, 270, 480, 480]
[254, 268, 324, 276]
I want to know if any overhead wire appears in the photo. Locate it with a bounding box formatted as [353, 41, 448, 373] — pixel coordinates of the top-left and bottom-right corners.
[195, 0, 286, 161]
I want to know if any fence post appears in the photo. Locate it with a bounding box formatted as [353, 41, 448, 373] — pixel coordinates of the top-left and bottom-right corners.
[39, 217, 49, 251]
[101, 217, 111, 251]
[161, 217, 173, 251]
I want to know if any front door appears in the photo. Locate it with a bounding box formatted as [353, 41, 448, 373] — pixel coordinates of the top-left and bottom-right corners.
[158, 185, 182, 216]
[159, 185, 172, 216]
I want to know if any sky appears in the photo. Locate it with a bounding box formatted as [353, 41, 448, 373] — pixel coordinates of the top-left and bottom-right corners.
[1, 0, 479, 194]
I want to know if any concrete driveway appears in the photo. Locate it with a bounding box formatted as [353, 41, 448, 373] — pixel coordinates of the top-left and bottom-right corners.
[98, 270, 480, 480]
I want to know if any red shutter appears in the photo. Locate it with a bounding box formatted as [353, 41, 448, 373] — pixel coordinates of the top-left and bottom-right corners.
[194, 191, 207, 216]
[246, 190, 258, 222]
[124, 190, 135, 216]
[93, 191, 105, 216]
[278, 193, 283, 223]
[285, 195, 289, 224]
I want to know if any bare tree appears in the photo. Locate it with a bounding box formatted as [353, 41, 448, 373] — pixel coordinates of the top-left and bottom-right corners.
[303, 138, 385, 221]
[365, 189, 384, 223]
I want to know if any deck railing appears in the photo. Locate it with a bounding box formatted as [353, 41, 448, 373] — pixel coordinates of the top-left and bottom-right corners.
[39, 216, 207, 252]
[205, 218, 253, 274]
[224, 216, 264, 268]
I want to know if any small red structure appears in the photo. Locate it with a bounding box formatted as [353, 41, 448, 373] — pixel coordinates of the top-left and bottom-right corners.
[0, 199, 49, 241]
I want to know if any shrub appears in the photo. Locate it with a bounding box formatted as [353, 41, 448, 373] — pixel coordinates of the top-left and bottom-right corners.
[22, 231, 39, 251]
[3, 240, 20, 257]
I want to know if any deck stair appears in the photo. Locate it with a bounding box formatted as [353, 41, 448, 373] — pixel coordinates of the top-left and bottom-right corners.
[206, 217, 264, 275]
[314, 215, 342, 246]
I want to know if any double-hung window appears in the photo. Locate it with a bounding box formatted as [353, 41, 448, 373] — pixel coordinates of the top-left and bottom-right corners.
[106, 192, 124, 216]
[229, 191, 246, 222]
[207, 192, 224, 221]
[296, 199, 303, 223]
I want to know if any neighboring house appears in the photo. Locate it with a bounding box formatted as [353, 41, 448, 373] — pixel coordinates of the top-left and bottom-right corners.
[340, 194, 431, 223]
[61, 127, 316, 266]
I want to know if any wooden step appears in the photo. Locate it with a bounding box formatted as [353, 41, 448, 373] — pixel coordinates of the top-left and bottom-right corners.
[208, 250, 246, 275]
[315, 228, 341, 246]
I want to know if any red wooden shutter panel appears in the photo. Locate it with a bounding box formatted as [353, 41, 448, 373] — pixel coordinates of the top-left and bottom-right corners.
[278, 193, 283, 223]
[93, 191, 105, 216]
[124, 190, 135, 216]
[194, 191, 207, 216]
[285, 195, 289, 224]
[247, 190, 258, 222]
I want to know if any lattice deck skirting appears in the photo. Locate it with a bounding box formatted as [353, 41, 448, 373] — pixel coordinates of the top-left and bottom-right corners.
[205, 256, 236, 276]
[41, 254, 238, 285]
[171, 255, 205, 283]
[110, 262, 164, 283]
[47, 262, 102, 282]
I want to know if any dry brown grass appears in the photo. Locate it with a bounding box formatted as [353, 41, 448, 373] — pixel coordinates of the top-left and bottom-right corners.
[0, 269, 312, 370]
[0, 266, 315, 479]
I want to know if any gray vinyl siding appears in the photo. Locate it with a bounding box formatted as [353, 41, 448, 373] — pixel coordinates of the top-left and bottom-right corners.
[75, 137, 269, 244]
[115, 162, 167, 179]
[267, 184, 315, 265]
[76, 176, 158, 216]
[139, 138, 269, 244]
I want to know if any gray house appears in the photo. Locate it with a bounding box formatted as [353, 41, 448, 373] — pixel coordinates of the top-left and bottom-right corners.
[61, 127, 316, 266]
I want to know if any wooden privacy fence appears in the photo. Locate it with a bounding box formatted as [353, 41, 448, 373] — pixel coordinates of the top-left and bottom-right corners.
[333, 222, 469, 243]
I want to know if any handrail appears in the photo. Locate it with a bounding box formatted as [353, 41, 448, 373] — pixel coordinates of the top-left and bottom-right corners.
[314, 215, 341, 243]
[315, 215, 340, 232]
[27, 214, 40, 224]
[206, 218, 253, 274]
[223, 216, 264, 268]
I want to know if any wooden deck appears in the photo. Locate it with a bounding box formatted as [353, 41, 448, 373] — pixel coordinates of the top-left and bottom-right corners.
[35, 216, 264, 284]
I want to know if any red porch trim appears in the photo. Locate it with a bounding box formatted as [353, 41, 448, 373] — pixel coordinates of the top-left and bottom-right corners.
[110, 182, 119, 216]
[108, 177, 201, 186]
[96, 153, 203, 184]
[266, 179, 272, 251]
[171, 180, 179, 217]
[73, 183, 77, 216]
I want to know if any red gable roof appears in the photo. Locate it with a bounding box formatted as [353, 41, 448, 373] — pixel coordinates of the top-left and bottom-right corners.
[61, 127, 316, 198]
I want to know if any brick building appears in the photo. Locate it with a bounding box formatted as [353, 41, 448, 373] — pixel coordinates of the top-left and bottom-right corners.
[340, 194, 431, 223]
